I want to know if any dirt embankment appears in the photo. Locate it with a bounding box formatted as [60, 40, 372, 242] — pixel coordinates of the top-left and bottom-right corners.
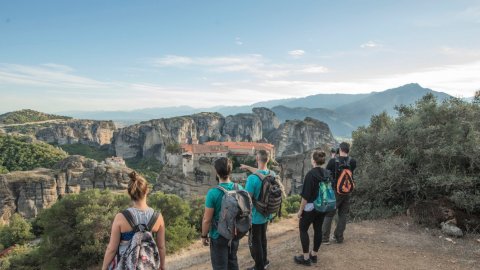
[167, 216, 480, 270]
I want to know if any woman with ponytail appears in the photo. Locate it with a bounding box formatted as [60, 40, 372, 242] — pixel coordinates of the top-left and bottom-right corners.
[102, 171, 166, 270]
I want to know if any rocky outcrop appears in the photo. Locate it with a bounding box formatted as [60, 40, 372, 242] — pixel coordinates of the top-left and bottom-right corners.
[0, 155, 131, 222]
[268, 117, 336, 157]
[113, 111, 267, 161]
[4, 119, 116, 147]
[252, 107, 280, 138]
[222, 113, 262, 142]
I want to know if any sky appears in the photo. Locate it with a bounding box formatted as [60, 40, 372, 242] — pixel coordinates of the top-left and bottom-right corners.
[0, 0, 479, 113]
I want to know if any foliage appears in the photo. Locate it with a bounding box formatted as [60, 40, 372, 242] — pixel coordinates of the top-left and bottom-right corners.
[351, 94, 480, 220]
[148, 193, 196, 253]
[125, 157, 163, 183]
[283, 195, 302, 214]
[166, 142, 181, 154]
[35, 189, 130, 269]
[0, 214, 34, 248]
[57, 143, 110, 162]
[0, 109, 71, 125]
[0, 135, 68, 172]
[0, 245, 40, 270]
[188, 196, 206, 233]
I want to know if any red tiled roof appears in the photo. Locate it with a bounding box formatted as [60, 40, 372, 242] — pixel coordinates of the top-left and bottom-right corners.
[204, 141, 274, 152]
[181, 144, 229, 154]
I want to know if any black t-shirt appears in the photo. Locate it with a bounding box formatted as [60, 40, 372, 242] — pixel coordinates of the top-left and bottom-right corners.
[326, 156, 357, 185]
[301, 167, 328, 203]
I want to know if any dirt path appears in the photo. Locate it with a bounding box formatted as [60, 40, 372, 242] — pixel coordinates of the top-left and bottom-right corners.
[167, 216, 479, 270]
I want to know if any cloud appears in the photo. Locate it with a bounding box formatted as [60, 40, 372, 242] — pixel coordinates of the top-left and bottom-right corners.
[288, 50, 305, 57]
[152, 54, 328, 79]
[235, 37, 243, 46]
[360, 41, 382, 49]
[0, 63, 115, 89]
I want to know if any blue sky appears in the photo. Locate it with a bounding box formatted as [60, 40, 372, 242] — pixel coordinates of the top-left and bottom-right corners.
[1, 0, 479, 113]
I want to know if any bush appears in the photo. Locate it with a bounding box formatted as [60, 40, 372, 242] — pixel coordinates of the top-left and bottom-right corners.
[0, 214, 34, 248]
[351, 94, 480, 220]
[284, 195, 302, 214]
[188, 196, 206, 233]
[125, 157, 163, 183]
[36, 189, 130, 269]
[0, 245, 40, 270]
[148, 193, 196, 253]
[166, 143, 181, 154]
[57, 143, 110, 162]
[0, 135, 68, 172]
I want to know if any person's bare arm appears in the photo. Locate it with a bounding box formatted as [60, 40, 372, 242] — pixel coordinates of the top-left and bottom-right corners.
[155, 214, 166, 270]
[201, 207, 214, 246]
[297, 198, 307, 219]
[102, 214, 122, 270]
[240, 164, 256, 173]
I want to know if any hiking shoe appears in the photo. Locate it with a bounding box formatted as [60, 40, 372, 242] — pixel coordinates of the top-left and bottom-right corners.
[322, 239, 330, 245]
[334, 236, 344, 244]
[294, 255, 312, 266]
[309, 253, 318, 263]
[264, 260, 270, 269]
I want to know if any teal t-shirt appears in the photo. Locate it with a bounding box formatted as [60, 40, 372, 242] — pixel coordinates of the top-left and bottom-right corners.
[245, 169, 274, 224]
[205, 182, 244, 239]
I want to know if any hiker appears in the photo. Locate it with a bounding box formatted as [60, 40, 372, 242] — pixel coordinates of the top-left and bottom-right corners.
[330, 147, 337, 159]
[294, 150, 330, 266]
[102, 171, 166, 270]
[241, 150, 283, 270]
[322, 142, 357, 244]
[202, 157, 251, 270]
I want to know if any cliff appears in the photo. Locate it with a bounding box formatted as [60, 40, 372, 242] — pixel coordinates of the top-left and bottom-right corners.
[0, 155, 131, 222]
[268, 117, 336, 157]
[3, 119, 116, 147]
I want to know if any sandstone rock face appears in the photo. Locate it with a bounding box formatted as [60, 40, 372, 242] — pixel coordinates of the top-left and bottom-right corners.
[268, 117, 336, 157]
[5, 120, 116, 147]
[222, 113, 262, 142]
[0, 155, 131, 222]
[191, 113, 224, 143]
[252, 107, 280, 137]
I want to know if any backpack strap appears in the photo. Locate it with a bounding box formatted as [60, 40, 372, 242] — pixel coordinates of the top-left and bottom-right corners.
[121, 209, 137, 229]
[217, 185, 229, 193]
[253, 172, 266, 181]
[147, 211, 160, 232]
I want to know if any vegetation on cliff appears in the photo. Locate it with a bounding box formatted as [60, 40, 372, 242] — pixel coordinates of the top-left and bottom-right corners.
[0, 135, 68, 173]
[0, 109, 71, 125]
[351, 93, 480, 222]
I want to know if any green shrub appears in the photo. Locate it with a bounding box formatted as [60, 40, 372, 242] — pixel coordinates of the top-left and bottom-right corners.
[351, 94, 480, 220]
[125, 157, 163, 183]
[0, 135, 68, 172]
[188, 196, 206, 233]
[0, 109, 71, 125]
[148, 193, 196, 253]
[284, 195, 302, 214]
[0, 214, 34, 248]
[57, 143, 110, 162]
[0, 245, 40, 270]
[36, 189, 130, 269]
[166, 143, 181, 154]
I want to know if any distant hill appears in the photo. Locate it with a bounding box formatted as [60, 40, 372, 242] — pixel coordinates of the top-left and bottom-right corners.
[334, 83, 452, 128]
[0, 109, 71, 125]
[58, 83, 454, 137]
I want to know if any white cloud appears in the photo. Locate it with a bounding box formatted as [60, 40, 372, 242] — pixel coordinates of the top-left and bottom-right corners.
[360, 41, 382, 49]
[235, 37, 243, 46]
[288, 50, 305, 57]
[0, 63, 115, 89]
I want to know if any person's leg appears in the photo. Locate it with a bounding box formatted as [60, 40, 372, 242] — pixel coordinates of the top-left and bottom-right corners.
[210, 236, 229, 270]
[322, 207, 336, 242]
[334, 195, 350, 242]
[312, 212, 326, 252]
[250, 224, 265, 270]
[299, 211, 314, 256]
[228, 238, 240, 270]
[261, 223, 268, 266]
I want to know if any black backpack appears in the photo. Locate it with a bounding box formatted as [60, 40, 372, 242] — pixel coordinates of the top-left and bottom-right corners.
[335, 157, 355, 195]
[253, 172, 284, 218]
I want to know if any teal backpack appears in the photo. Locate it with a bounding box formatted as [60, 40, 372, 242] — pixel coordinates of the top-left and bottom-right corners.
[313, 170, 336, 213]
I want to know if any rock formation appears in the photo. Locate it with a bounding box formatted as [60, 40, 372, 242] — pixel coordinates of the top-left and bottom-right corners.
[252, 107, 280, 138]
[222, 113, 262, 142]
[268, 117, 336, 157]
[4, 119, 116, 147]
[0, 155, 131, 222]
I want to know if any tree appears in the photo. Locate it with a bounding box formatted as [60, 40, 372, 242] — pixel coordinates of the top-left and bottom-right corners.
[0, 214, 34, 248]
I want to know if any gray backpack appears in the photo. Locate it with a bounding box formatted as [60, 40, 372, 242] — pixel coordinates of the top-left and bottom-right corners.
[114, 209, 161, 270]
[216, 184, 253, 241]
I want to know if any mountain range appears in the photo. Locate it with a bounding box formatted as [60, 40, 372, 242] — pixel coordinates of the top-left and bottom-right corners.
[61, 83, 454, 137]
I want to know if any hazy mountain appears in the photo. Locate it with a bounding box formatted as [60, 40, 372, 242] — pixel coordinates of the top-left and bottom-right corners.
[334, 83, 452, 128]
[59, 83, 454, 137]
